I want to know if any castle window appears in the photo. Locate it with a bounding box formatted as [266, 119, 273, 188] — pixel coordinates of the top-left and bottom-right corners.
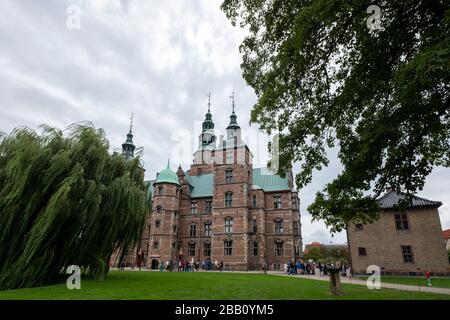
[358, 247, 367, 256]
[155, 220, 160, 228]
[204, 222, 212, 236]
[274, 240, 284, 256]
[153, 241, 159, 250]
[188, 242, 196, 257]
[225, 217, 233, 233]
[205, 200, 212, 213]
[225, 169, 234, 183]
[224, 240, 233, 256]
[191, 201, 198, 214]
[204, 242, 211, 256]
[401, 245, 414, 263]
[355, 223, 364, 231]
[293, 221, 299, 235]
[156, 206, 162, 213]
[226, 150, 233, 164]
[173, 225, 177, 233]
[252, 218, 257, 233]
[395, 213, 409, 230]
[274, 195, 282, 209]
[251, 241, 258, 256]
[252, 195, 257, 208]
[158, 186, 164, 195]
[225, 192, 233, 207]
[189, 223, 197, 237]
[275, 219, 283, 235]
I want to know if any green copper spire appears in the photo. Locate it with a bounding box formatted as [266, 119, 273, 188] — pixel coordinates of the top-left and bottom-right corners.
[202, 92, 215, 132]
[122, 113, 136, 159]
[155, 161, 180, 186]
[227, 91, 240, 130]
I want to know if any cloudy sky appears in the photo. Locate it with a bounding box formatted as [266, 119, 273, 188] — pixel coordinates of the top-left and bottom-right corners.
[1, 0, 449, 247]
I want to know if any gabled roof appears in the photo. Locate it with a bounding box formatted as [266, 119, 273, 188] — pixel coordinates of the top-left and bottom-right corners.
[443, 229, 450, 240]
[377, 190, 442, 209]
[252, 167, 290, 192]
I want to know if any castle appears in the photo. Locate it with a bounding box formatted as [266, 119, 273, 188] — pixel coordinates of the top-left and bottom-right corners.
[115, 95, 303, 271]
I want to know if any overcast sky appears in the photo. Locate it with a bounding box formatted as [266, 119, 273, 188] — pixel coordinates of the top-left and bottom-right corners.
[1, 0, 449, 248]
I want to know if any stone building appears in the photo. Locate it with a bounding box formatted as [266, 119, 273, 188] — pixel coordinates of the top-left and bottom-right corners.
[137, 99, 302, 271]
[347, 189, 450, 276]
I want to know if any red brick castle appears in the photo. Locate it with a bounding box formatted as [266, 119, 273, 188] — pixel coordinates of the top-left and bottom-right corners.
[115, 95, 302, 271]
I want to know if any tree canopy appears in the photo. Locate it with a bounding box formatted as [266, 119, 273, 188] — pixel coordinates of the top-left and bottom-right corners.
[0, 124, 148, 289]
[221, 0, 450, 231]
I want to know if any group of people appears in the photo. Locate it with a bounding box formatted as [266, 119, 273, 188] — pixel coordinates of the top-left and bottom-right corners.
[284, 260, 351, 277]
[161, 258, 225, 272]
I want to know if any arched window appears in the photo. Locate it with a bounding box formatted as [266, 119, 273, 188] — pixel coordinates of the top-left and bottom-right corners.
[224, 239, 233, 256]
[225, 192, 233, 207]
[173, 225, 177, 233]
[155, 220, 160, 228]
[158, 186, 164, 195]
[156, 206, 162, 213]
[189, 223, 197, 237]
[274, 218, 283, 235]
[225, 169, 234, 183]
[224, 217, 233, 233]
[153, 241, 159, 250]
[274, 240, 284, 256]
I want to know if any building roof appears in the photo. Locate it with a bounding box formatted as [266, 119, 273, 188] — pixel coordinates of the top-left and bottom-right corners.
[252, 167, 290, 192]
[155, 164, 180, 186]
[443, 229, 450, 240]
[377, 190, 442, 209]
[185, 173, 214, 198]
[182, 167, 291, 199]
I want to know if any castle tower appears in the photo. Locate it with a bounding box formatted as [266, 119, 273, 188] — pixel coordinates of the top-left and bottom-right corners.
[147, 161, 181, 269]
[211, 93, 254, 270]
[192, 92, 216, 175]
[122, 114, 136, 159]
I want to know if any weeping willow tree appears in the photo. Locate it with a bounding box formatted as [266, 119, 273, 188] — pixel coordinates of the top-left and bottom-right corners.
[0, 123, 148, 289]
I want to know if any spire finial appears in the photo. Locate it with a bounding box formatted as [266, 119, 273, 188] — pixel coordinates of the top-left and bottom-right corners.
[207, 92, 211, 113]
[167, 159, 170, 168]
[129, 113, 134, 133]
[229, 91, 235, 113]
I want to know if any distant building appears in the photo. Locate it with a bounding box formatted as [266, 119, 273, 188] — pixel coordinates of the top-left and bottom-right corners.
[444, 229, 450, 251]
[347, 189, 450, 276]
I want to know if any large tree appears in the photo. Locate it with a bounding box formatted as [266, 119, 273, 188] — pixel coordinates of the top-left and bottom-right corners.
[0, 124, 148, 289]
[221, 0, 450, 231]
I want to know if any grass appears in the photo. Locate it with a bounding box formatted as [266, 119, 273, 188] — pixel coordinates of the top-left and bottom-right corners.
[0, 271, 449, 300]
[355, 275, 450, 289]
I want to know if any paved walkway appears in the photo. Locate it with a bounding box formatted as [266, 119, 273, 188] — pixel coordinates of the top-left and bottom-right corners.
[274, 273, 450, 295]
[113, 268, 450, 295]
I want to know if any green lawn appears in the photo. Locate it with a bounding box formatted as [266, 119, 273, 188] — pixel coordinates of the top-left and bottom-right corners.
[355, 275, 450, 289]
[0, 271, 449, 300]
